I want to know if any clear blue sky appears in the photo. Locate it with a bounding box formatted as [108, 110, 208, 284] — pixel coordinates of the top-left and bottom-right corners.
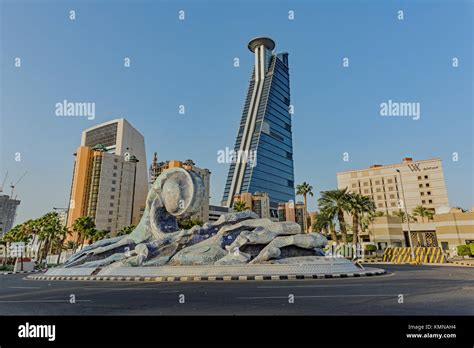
[1, 0, 472, 224]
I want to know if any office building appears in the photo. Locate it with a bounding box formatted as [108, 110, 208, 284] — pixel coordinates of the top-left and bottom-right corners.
[67, 118, 147, 237]
[0, 195, 20, 237]
[222, 37, 295, 218]
[149, 156, 210, 223]
[337, 157, 449, 215]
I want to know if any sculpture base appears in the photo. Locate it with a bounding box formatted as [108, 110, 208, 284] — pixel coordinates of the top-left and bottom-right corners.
[31, 257, 386, 281]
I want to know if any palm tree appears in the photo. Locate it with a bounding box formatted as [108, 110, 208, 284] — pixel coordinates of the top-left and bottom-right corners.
[89, 229, 108, 244]
[117, 225, 136, 236]
[71, 216, 96, 252]
[233, 200, 247, 212]
[393, 209, 414, 223]
[313, 209, 338, 243]
[318, 188, 351, 243]
[412, 205, 434, 223]
[347, 193, 376, 244]
[296, 182, 314, 232]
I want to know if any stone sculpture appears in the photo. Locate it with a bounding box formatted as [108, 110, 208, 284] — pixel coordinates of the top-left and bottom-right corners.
[63, 167, 328, 269]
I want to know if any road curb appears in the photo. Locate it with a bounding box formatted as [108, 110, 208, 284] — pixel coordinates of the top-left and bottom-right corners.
[448, 261, 474, 267]
[26, 269, 386, 282]
[1, 269, 46, 276]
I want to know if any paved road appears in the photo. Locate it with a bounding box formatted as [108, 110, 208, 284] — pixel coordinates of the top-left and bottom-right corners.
[0, 265, 472, 315]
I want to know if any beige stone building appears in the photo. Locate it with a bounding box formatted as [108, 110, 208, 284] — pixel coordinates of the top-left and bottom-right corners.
[233, 192, 270, 219]
[337, 157, 449, 215]
[277, 201, 312, 232]
[360, 208, 474, 254]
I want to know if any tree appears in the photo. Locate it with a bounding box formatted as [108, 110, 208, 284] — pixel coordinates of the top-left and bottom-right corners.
[233, 200, 247, 212]
[318, 188, 351, 243]
[312, 209, 337, 243]
[117, 225, 136, 236]
[89, 229, 108, 244]
[36, 212, 64, 263]
[347, 193, 376, 244]
[296, 182, 314, 233]
[71, 216, 96, 251]
[393, 209, 414, 223]
[412, 205, 434, 223]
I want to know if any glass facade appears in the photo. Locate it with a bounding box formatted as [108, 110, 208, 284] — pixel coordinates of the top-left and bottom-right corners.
[223, 39, 295, 215]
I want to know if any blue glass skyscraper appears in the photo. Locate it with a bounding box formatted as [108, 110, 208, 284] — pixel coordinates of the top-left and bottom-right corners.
[222, 37, 295, 217]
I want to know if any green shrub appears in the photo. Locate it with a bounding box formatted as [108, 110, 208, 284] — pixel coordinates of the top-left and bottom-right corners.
[470, 243, 474, 256]
[365, 244, 377, 252]
[457, 245, 471, 256]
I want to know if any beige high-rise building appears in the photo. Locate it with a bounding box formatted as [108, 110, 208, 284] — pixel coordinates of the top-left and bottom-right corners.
[337, 157, 449, 215]
[67, 118, 148, 237]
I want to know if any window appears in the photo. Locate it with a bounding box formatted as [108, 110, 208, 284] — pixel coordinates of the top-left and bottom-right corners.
[287, 180, 294, 188]
[364, 189, 369, 194]
[114, 158, 118, 163]
[378, 203, 383, 208]
[113, 172, 117, 177]
[376, 188, 381, 192]
[352, 183, 357, 188]
[377, 195, 382, 200]
[424, 175, 428, 179]
[420, 192, 425, 196]
[422, 200, 426, 204]
[109, 211, 113, 215]
[425, 183, 430, 187]
[113, 165, 118, 170]
[387, 179, 393, 184]
[418, 176, 422, 180]
[108, 218, 112, 223]
[441, 242, 449, 251]
[419, 184, 423, 188]
[427, 191, 431, 195]
[112, 180, 116, 185]
[286, 152, 293, 160]
[111, 195, 115, 199]
[375, 180, 380, 185]
[388, 187, 394, 191]
[428, 199, 433, 204]
[390, 194, 395, 199]
[110, 203, 114, 207]
[391, 202, 396, 207]
[111, 188, 116, 192]
[363, 182, 368, 187]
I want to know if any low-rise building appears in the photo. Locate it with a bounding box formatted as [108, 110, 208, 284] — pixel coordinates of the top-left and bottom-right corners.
[278, 201, 309, 232]
[209, 205, 230, 223]
[233, 192, 271, 219]
[360, 207, 474, 254]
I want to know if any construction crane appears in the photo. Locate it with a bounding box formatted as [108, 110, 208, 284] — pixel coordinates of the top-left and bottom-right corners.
[0, 171, 7, 193]
[10, 171, 27, 198]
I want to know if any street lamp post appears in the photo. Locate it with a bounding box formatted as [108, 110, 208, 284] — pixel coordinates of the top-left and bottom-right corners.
[396, 169, 416, 261]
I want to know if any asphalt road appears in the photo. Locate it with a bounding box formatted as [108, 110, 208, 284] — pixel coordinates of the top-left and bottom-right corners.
[0, 265, 472, 315]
